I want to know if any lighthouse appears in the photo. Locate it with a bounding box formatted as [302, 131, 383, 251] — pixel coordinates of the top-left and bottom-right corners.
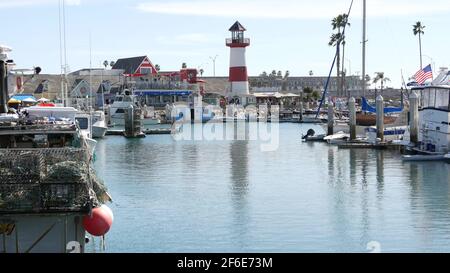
[226, 21, 250, 102]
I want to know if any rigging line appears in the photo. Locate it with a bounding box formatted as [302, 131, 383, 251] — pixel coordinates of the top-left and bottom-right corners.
[58, 0, 63, 75]
[63, 0, 68, 74]
[316, 0, 354, 118]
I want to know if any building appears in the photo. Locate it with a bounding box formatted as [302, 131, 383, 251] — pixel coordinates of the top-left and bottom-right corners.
[111, 56, 157, 77]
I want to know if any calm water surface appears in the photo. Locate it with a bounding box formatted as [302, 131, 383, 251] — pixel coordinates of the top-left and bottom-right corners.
[93, 123, 450, 253]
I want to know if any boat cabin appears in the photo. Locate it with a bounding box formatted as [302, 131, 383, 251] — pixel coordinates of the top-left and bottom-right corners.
[412, 85, 450, 154]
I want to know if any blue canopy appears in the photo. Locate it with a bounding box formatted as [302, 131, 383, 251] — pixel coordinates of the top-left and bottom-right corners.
[134, 90, 192, 97]
[361, 97, 403, 114]
[11, 94, 37, 102]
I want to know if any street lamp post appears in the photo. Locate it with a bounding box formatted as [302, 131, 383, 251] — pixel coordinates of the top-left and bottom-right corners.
[209, 55, 218, 77]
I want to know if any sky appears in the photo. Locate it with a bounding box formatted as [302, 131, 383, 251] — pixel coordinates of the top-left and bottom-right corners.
[1, 0, 449, 88]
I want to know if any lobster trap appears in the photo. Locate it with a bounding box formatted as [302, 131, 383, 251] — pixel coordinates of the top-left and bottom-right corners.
[0, 148, 105, 214]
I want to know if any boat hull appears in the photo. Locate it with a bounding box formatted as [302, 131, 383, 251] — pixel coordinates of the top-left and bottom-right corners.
[356, 113, 397, 126]
[92, 125, 108, 138]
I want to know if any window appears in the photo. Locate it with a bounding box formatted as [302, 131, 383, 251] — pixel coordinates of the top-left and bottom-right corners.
[435, 88, 450, 110]
[140, 68, 152, 75]
[75, 117, 89, 130]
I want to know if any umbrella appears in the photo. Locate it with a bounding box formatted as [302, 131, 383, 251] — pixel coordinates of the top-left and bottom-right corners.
[37, 98, 50, 102]
[38, 103, 56, 107]
[7, 98, 21, 104]
[22, 97, 37, 103]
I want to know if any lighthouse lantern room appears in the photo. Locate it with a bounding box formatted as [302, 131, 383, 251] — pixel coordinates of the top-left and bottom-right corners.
[226, 21, 251, 103]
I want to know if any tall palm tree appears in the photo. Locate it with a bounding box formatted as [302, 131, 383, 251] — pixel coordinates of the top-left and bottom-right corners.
[329, 32, 343, 95]
[373, 72, 390, 95]
[413, 21, 425, 69]
[103, 60, 109, 69]
[155, 64, 161, 72]
[330, 14, 350, 97]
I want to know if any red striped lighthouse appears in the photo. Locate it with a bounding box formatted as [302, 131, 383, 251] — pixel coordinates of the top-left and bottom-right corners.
[226, 21, 250, 98]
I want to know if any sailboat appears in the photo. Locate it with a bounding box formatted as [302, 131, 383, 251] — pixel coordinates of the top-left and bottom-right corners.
[355, 97, 401, 126]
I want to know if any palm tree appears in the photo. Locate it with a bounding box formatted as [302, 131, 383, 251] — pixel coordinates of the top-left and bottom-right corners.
[199, 68, 204, 76]
[110, 61, 116, 67]
[103, 60, 109, 69]
[330, 14, 350, 97]
[373, 72, 390, 95]
[329, 32, 343, 95]
[413, 21, 425, 69]
[155, 64, 161, 72]
[182, 63, 187, 69]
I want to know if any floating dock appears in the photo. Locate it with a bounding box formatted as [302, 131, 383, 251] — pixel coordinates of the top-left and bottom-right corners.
[336, 142, 404, 150]
[106, 128, 172, 136]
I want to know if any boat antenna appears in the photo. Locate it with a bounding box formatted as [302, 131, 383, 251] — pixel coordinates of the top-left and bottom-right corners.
[316, 0, 354, 119]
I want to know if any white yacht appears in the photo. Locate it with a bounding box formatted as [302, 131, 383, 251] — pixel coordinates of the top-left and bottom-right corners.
[412, 85, 450, 155]
[91, 110, 108, 138]
[109, 94, 161, 126]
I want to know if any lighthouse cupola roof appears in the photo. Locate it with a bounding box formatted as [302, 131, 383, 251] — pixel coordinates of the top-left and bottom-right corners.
[229, 21, 246, 32]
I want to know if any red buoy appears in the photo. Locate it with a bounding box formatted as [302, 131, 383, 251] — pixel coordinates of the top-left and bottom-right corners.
[83, 206, 113, 237]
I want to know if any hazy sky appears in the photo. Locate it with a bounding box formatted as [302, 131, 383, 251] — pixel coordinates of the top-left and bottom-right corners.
[1, 0, 449, 87]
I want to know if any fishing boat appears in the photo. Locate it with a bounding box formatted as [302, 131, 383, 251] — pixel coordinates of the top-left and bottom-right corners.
[0, 45, 112, 253]
[403, 84, 450, 160]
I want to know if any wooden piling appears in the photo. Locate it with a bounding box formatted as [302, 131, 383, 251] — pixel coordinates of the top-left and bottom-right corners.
[376, 95, 384, 142]
[327, 100, 334, 136]
[349, 97, 356, 140]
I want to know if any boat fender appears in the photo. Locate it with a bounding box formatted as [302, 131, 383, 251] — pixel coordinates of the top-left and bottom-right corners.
[83, 205, 113, 237]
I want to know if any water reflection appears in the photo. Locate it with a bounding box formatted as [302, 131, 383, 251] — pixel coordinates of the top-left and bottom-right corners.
[408, 162, 450, 244]
[376, 151, 385, 198]
[229, 124, 250, 250]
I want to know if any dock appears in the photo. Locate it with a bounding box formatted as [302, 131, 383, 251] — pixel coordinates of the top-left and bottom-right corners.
[336, 142, 404, 150]
[106, 128, 172, 136]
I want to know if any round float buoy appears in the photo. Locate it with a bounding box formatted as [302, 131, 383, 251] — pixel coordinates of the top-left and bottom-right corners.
[83, 206, 113, 237]
[101, 204, 114, 222]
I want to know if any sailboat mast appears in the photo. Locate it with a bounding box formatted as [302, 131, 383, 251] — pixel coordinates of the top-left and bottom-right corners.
[58, 0, 65, 106]
[362, 0, 367, 97]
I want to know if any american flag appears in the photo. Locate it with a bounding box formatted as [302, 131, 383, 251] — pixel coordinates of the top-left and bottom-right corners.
[414, 64, 433, 85]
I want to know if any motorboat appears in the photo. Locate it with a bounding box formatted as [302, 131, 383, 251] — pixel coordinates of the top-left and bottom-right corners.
[109, 94, 161, 126]
[26, 106, 97, 155]
[365, 126, 407, 144]
[91, 110, 108, 138]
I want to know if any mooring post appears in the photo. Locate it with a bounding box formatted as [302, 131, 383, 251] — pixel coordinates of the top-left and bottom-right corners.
[124, 105, 134, 137]
[105, 105, 111, 127]
[409, 91, 419, 145]
[327, 99, 334, 136]
[376, 95, 384, 142]
[349, 97, 356, 141]
[299, 92, 304, 122]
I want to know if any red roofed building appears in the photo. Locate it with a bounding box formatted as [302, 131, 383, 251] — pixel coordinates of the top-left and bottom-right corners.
[112, 56, 157, 77]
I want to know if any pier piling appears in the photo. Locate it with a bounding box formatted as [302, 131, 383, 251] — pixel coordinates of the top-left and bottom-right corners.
[124, 105, 145, 138]
[299, 92, 304, 122]
[105, 105, 111, 127]
[409, 91, 419, 144]
[349, 97, 356, 140]
[376, 95, 384, 142]
[327, 100, 334, 136]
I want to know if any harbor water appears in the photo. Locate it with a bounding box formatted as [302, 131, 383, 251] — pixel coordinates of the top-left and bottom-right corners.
[93, 123, 450, 253]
